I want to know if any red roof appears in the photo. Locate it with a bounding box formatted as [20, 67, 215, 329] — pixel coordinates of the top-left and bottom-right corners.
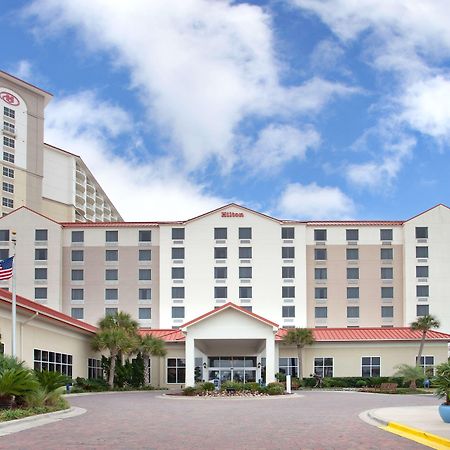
[139, 329, 185, 341]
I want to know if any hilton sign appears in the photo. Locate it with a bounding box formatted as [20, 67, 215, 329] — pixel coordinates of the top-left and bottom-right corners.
[221, 211, 244, 218]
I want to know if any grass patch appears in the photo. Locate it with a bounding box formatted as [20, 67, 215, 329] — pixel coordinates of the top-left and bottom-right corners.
[0, 397, 69, 422]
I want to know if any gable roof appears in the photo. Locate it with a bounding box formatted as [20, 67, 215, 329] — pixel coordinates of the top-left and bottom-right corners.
[404, 203, 450, 223]
[0, 206, 62, 227]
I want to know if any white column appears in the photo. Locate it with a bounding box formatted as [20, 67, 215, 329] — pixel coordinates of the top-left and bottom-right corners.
[185, 335, 196, 387]
[265, 336, 276, 383]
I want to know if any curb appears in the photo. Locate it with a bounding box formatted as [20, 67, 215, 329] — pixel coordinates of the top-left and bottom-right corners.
[160, 392, 303, 400]
[65, 389, 167, 397]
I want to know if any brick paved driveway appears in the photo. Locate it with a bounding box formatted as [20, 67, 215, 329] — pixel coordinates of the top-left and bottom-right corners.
[1, 390, 439, 449]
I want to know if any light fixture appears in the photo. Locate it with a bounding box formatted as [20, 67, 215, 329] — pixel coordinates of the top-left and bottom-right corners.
[257, 362, 261, 369]
[203, 362, 207, 369]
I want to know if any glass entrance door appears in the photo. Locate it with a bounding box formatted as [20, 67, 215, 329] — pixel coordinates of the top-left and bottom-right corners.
[208, 356, 257, 383]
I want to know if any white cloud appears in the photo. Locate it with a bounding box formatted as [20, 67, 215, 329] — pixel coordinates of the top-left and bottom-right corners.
[10, 60, 33, 80]
[276, 182, 355, 219]
[310, 39, 345, 72]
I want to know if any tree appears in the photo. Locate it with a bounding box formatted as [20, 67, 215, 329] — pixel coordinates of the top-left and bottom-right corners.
[282, 328, 315, 380]
[137, 335, 167, 386]
[394, 364, 424, 389]
[92, 312, 139, 388]
[411, 315, 440, 368]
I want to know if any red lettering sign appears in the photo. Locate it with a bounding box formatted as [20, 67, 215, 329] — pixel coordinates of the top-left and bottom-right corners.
[0, 92, 20, 106]
[221, 211, 244, 218]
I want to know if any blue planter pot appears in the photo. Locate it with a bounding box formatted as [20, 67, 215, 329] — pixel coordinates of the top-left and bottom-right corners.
[438, 404, 450, 423]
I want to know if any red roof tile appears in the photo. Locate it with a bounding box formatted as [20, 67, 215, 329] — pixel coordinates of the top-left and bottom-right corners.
[139, 329, 185, 341]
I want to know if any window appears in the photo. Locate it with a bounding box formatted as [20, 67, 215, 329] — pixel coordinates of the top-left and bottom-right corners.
[214, 247, 227, 259]
[139, 230, 151, 242]
[380, 229, 393, 241]
[71, 231, 84, 243]
[239, 267, 252, 279]
[381, 306, 394, 318]
[314, 248, 327, 260]
[105, 230, 118, 242]
[314, 268, 327, 280]
[347, 268, 359, 280]
[35, 229, 48, 241]
[361, 357, 380, 377]
[139, 269, 151, 281]
[214, 228, 227, 239]
[282, 266, 295, 279]
[239, 247, 252, 259]
[71, 308, 84, 320]
[278, 357, 298, 377]
[88, 358, 103, 379]
[105, 307, 118, 316]
[381, 287, 393, 299]
[2, 198, 13, 208]
[71, 250, 84, 262]
[214, 267, 227, 279]
[139, 249, 152, 261]
[35, 248, 48, 261]
[172, 307, 185, 318]
[315, 287, 327, 299]
[172, 228, 185, 240]
[381, 267, 393, 279]
[416, 247, 428, 258]
[139, 308, 151, 320]
[282, 247, 295, 259]
[281, 227, 295, 239]
[415, 227, 428, 239]
[35, 268, 47, 280]
[105, 269, 118, 281]
[35, 288, 47, 299]
[172, 267, 185, 279]
[346, 248, 359, 260]
[3, 121, 14, 133]
[314, 357, 333, 377]
[417, 304, 429, 316]
[3, 152, 14, 163]
[347, 287, 359, 299]
[3, 107, 15, 119]
[241, 306, 252, 312]
[105, 289, 118, 300]
[214, 287, 227, 298]
[417, 356, 434, 376]
[167, 358, 185, 383]
[314, 229, 327, 241]
[71, 269, 83, 281]
[239, 287, 252, 298]
[33, 349, 72, 376]
[71, 288, 84, 301]
[315, 307, 327, 318]
[380, 248, 393, 260]
[0, 249, 8, 260]
[2, 167, 14, 178]
[2, 182, 13, 193]
[282, 286, 295, 298]
[3, 136, 14, 148]
[347, 306, 359, 318]
[239, 227, 252, 239]
[346, 229, 359, 241]
[139, 288, 152, 300]
[416, 285, 429, 297]
[172, 287, 185, 299]
[105, 250, 118, 261]
[282, 306, 295, 318]
[171, 248, 185, 259]
[416, 266, 429, 278]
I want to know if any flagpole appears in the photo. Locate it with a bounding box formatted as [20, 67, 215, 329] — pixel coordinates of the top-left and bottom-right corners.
[11, 231, 16, 358]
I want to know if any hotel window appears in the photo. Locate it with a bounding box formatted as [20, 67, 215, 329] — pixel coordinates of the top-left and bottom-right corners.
[380, 248, 393, 260]
[314, 229, 327, 241]
[214, 247, 227, 259]
[35, 287, 47, 299]
[214, 286, 227, 298]
[416, 266, 429, 278]
[139, 308, 151, 320]
[105, 269, 118, 281]
[3, 152, 14, 163]
[105, 288, 118, 300]
[139, 230, 152, 242]
[282, 286, 295, 298]
[381, 267, 393, 279]
[0, 249, 8, 260]
[346, 229, 359, 241]
[3, 121, 14, 133]
[105, 307, 118, 316]
[239, 287, 252, 298]
[241, 306, 252, 312]
[2, 182, 13, 193]
[417, 304, 429, 317]
[346, 248, 359, 260]
[139, 249, 152, 261]
[3, 136, 14, 148]
[71, 308, 84, 320]
[172, 267, 185, 279]
[167, 358, 185, 384]
[139, 288, 152, 300]
[172, 228, 185, 240]
[239, 247, 252, 259]
[106, 230, 118, 242]
[282, 306, 295, 318]
[172, 247, 185, 259]
[35, 248, 48, 261]
[416, 285, 429, 297]
[71, 231, 84, 243]
[361, 357, 381, 377]
[139, 269, 151, 281]
[71, 250, 84, 262]
[172, 287, 185, 298]
[35, 268, 47, 280]
[347, 306, 359, 318]
[35, 229, 48, 241]
[381, 287, 393, 299]
[314, 268, 327, 280]
[415, 227, 428, 239]
[281, 227, 295, 239]
[347, 268, 359, 280]
[2, 167, 14, 178]
[88, 358, 103, 379]
[380, 229, 393, 241]
[71, 269, 83, 281]
[3, 107, 15, 119]
[314, 248, 327, 260]
[417, 356, 434, 376]
[105, 249, 118, 261]
[278, 358, 298, 377]
[214, 227, 227, 239]
[34, 349, 72, 376]
[347, 287, 359, 299]
[71, 289, 84, 301]
[315, 307, 327, 318]
[416, 246, 428, 258]
[239, 227, 252, 239]
[214, 267, 227, 279]
[381, 306, 393, 318]
[282, 247, 295, 259]
[315, 287, 327, 299]
[314, 357, 333, 377]
[282, 266, 295, 279]
[172, 307, 185, 319]
[2, 197, 13, 208]
[239, 267, 252, 279]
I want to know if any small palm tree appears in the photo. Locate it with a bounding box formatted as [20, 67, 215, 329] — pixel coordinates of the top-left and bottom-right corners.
[433, 362, 450, 405]
[411, 315, 440, 367]
[137, 335, 167, 386]
[282, 328, 315, 380]
[394, 364, 424, 389]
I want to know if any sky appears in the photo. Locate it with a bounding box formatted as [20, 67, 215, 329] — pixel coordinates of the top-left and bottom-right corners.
[2, 0, 450, 221]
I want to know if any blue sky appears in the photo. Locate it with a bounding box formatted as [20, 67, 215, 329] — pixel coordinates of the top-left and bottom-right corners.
[2, 0, 450, 221]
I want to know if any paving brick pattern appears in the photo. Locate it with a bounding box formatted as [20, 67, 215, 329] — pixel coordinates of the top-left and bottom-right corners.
[1, 390, 439, 449]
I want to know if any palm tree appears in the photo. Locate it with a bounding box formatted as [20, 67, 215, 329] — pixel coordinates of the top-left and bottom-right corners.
[92, 312, 139, 388]
[282, 328, 315, 380]
[411, 315, 440, 368]
[394, 364, 424, 389]
[137, 335, 167, 386]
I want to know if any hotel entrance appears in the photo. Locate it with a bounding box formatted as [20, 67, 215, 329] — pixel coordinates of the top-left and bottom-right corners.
[207, 356, 257, 383]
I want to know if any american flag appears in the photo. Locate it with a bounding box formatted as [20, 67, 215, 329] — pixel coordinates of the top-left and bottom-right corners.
[0, 256, 14, 280]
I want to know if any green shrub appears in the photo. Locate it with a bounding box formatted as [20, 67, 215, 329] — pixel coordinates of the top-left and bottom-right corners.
[221, 381, 244, 392]
[183, 386, 197, 396]
[266, 382, 285, 395]
[356, 380, 367, 388]
[243, 382, 260, 392]
[34, 370, 70, 394]
[275, 372, 286, 382]
[198, 382, 215, 392]
[73, 377, 109, 392]
[291, 377, 302, 390]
